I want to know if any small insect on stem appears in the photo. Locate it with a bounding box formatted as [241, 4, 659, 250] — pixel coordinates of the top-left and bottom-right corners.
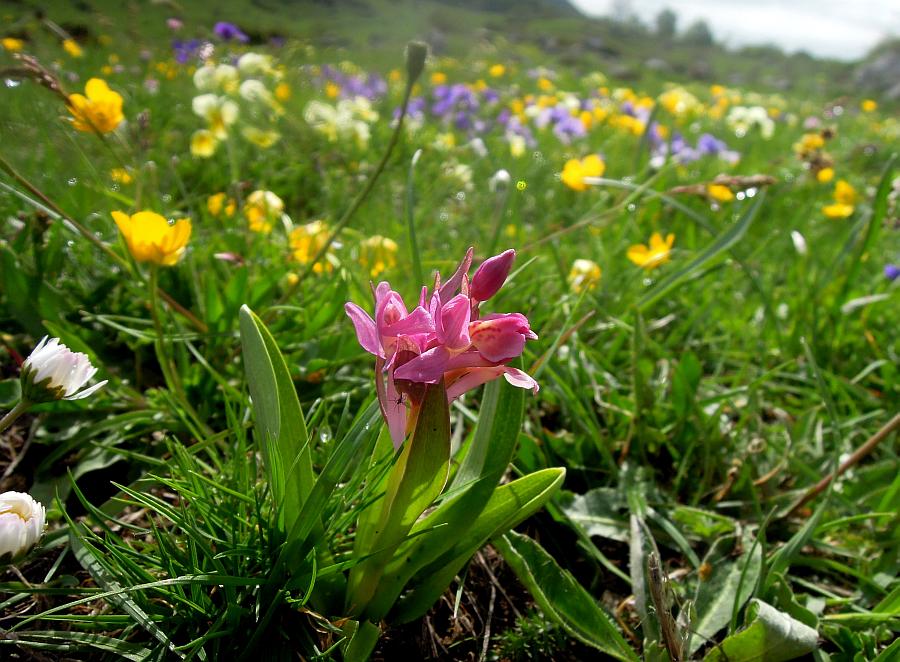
[647, 552, 683, 662]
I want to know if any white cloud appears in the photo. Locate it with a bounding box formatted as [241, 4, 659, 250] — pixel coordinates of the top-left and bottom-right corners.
[570, 0, 900, 59]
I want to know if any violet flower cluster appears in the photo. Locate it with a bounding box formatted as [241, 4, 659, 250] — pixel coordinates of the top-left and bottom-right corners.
[345, 248, 539, 448]
[649, 128, 740, 166]
[316, 65, 387, 101]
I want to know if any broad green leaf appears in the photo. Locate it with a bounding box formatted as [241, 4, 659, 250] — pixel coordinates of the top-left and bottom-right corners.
[688, 530, 763, 654]
[560, 487, 629, 542]
[341, 619, 381, 662]
[239, 305, 313, 533]
[704, 599, 818, 662]
[452, 359, 525, 489]
[347, 380, 451, 617]
[392, 467, 565, 623]
[495, 530, 639, 662]
[364, 375, 526, 619]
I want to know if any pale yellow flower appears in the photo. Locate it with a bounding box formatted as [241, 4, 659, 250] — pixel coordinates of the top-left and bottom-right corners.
[244, 190, 284, 234]
[290, 220, 332, 273]
[568, 259, 601, 292]
[359, 235, 398, 277]
[190, 129, 218, 157]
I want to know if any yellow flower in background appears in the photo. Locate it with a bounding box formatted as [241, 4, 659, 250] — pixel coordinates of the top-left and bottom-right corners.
[627, 232, 675, 270]
[359, 235, 398, 277]
[568, 259, 602, 292]
[388, 69, 402, 83]
[561, 154, 605, 192]
[325, 81, 340, 99]
[274, 82, 291, 101]
[816, 167, 835, 183]
[244, 190, 284, 234]
[192, 94, 238, 138]
[241, 126, 281, 148]
[538, 77, 554, 92]
[823, 203, 854, 219]
[67, 78, 124, 133]
[834, 179, 857, 205]
[190, 129, 218, 157]
[62, 39, 83, 57]
[707, 184, 734, 202]
[431, 72, 447, 85]
[861, 99, 877, 112]
[659, 87, 699, 116]
[290, 220, 332, 273]
[2, 37, 24, 52]
[489, 64, 506, 77]
[112, 211, 191, 266]
[207, 193, 236, 218]
[110, 168, 132, 184]
[795, 132, 825, 153]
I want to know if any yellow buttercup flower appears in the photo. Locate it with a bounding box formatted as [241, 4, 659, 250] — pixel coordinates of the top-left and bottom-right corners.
[2, 37, 24, 52]
[795, 132, 824, 153]
[325, 81, 340, 99]
[823, 203, 854, 219]
[431, 72, 447, 85]
[207, 193, 236, 218]
[110, 168, 132, 184]
[834, 179, 857, 205]
[489, 64, 506, 77]
[816, 167, 834, 183]
[62, 39, 83, 57]
[67, 78, 124, 134]
[112, 211, 191, 266]
[627, 232, 675, 270]
[274, 82, 291, 101]
[290, 220, 332, 273]
[707, 184, 734, 202]
[244, 190, 284, 234]
[568, 259, 602, 292]
[359, 235, 398, 277]
[561, 154, 605, 192]
[861, 99, 877, 112]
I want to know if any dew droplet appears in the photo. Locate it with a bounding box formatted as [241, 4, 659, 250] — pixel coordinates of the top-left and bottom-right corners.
[67, 177, 78, 186]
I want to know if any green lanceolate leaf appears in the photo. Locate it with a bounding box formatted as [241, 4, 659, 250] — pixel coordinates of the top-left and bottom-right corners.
[239, 305, 313, 534]
[362, 375, 525, 620]
[495, 529, 639, 662]
[688, 529, 763, 654]
[703, 599, 818, 662]
[392, 467, 566, 624]
[346, 380, 452, 618]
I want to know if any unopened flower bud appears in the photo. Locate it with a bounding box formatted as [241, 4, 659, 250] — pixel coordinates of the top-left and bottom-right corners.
[470, 249, 516, 302]
[0, 492, 45, 564]
[20, 337, 106, 403]
[404, 41, 428, 85]
[790, 230, 808, 256]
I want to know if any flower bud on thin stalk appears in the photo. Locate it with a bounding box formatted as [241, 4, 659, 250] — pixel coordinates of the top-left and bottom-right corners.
[0, 337, 106, 435]
[0, 492, 46, 564]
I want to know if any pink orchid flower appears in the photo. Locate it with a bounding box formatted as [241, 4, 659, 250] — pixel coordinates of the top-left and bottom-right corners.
[345, 247, 539, 448]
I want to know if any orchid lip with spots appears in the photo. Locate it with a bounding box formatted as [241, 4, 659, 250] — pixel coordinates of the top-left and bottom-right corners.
[345, 247, 539, 448]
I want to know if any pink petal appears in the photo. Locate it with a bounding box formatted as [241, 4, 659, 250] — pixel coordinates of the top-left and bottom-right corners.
[469, 317, 528, 362]
[384, 370, 408, 449]
[344, 303, 382, 357]
[446, 365, 540, 401]
[438, 247, 474, 300]
[393, 346, 451, 384]
[439, 294, 471, 350]
[382, 305, 435, 337]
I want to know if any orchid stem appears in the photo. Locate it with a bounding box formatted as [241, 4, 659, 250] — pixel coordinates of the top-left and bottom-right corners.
[267, 63, 418, 318]
[405, 149, 425, 286]
[0, 400, 30, 436]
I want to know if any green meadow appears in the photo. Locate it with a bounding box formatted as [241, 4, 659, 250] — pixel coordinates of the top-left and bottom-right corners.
[0, 1, 897, 659]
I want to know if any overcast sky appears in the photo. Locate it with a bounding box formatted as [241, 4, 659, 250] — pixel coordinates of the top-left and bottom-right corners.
[569, 0, 900, 60]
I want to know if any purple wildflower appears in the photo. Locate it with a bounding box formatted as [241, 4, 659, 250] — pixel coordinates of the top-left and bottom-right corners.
[213, 21, 249, 43]
[886, 264, 900, 281]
